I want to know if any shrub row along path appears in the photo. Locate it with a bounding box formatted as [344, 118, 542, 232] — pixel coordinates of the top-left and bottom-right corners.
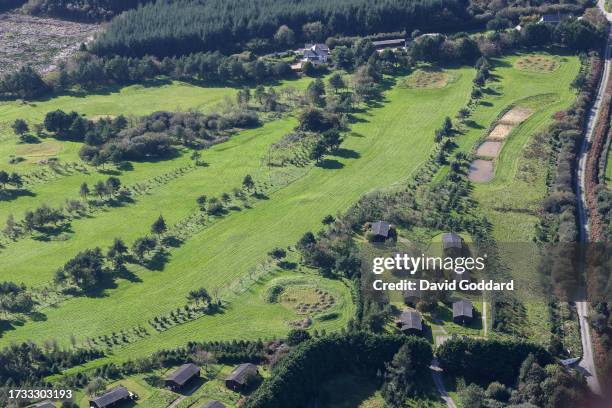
[575, 1, 611, 394]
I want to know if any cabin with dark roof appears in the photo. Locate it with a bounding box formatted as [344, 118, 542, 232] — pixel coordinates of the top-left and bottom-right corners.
[201, 401, 225, 408]
[89, 386, 134, 408]
[370, 221, 392, 241]
[452, 300, 474, 325]
[373, 38, 406, 50]
[164, 363, 200, 391]
[442, 233, 463, 250]
[225, 363, 260, 392]
[396, 310, 423, 335]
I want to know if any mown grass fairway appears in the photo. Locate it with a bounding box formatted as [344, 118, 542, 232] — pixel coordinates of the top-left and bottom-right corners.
[432, 50, 580, 345]
[0, 66, 473, 365]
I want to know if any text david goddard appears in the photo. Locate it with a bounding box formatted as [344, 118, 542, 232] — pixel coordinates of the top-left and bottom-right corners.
[372, 279, 514, 292]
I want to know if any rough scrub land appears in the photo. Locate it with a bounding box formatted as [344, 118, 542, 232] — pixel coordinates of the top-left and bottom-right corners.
[0, 13, 99, 76]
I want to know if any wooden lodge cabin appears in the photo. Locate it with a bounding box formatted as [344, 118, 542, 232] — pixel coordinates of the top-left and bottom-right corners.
[225, 363, 260, 392]
[164, 363, 200, 391]
[371, 220, 394, 242]
[89, 386, 135, 408]
[452, 300, 474, 325]
[396, 310, 423, 335]
[403, 284, 422, 306]
[442, 232, 463, 250]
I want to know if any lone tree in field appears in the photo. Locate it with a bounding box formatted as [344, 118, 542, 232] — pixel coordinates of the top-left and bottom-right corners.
[328, 73, 346, 94]
[187, 287, 211, 307]
[105, 177, 121, 195]
[94, 181, 106, 199]
[3, 214, 18, 240]
[242, 174, 254, 191]
[0, 171, 9, 189]
[268, 247, 287, 260]
[11, 119, 28, 135]
[132, 236, 157, 262]
[310, 140, 327, 163]
[151, 215, 167, 236]
[80, 182, 90, 201]
[108, 238, 128, 269]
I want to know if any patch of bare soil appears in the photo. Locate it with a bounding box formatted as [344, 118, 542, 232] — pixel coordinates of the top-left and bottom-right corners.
[476, 141, 503, 158]
[487, 123, 515, 141]
[498, 106, 533, 126]
[0, 12, 100, 76]
[468, 159, 494, 183]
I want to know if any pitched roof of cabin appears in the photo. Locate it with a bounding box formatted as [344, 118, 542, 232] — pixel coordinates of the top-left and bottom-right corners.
[442, 232, 463, 249]
[453, 300, 473, 318]
[90, 386, 130, 408]
[226, 363, 258, 385]
[165, 363, 200, 386]
[398, 310, 423, 330]
[372, 221, 390, 237]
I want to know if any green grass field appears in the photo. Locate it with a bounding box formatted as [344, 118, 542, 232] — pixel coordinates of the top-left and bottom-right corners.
[433, 51, 580, 345]
[0, 65, 474, 367]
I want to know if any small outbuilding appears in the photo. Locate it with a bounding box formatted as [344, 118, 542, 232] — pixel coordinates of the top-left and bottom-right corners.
[89, 386, 134, 408]
[442, 232, 463, 250]
[539, 12, 570, 24]
[371, 221, 391, 241]
[201, 401, 225, 408]
[452, 300, 474, 325]
[373, 38, 406, 50]
[396, 310, 423, 335]
[225, 363, 260, 392]
[164, 363, 200, 391]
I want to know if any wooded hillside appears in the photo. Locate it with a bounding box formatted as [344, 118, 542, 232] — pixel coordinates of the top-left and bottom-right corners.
[90, 0, 473, 57]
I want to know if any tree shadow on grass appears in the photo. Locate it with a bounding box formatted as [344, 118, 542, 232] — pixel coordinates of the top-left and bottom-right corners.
[0, 189, 35, 202]
[333, 148, 360, 159]
[115, 265, 143, 283]
[464, 119, 485, 129]
[316, 159, 344, 169]
[145, 250, 170, 271]
[32, 223, 73, 241]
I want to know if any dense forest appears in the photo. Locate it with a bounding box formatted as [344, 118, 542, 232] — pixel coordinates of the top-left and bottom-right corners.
[90, 0, 474, 57]
[21, 0, 153, 20]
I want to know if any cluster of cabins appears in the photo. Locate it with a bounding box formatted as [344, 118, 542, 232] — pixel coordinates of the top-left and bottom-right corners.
[367, 220, 477, 336]
[397, 299, 474, 336]
[85, 362, 260, 408]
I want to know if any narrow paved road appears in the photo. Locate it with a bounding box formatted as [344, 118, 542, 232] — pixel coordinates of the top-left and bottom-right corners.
[574, 4, 612, 395]
[430, 358, 457, 408]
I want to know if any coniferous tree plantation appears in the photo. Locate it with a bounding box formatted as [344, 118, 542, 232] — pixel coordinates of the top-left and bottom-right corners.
[90, 0, 474, 57]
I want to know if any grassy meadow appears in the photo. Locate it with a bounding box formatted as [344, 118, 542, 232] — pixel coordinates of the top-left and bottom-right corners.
[0, 65, 474, 365]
